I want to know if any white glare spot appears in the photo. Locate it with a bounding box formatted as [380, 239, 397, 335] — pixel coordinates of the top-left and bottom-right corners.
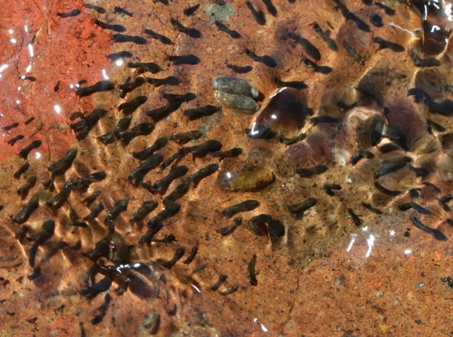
[24, 25, 28, 32]
[269, 86, 286, 98]
[346, 237, 355, 252]
[365, 234, 375, 258]
[75, 83, 80, 88]
[69, 84, 74, 89]
[54, 104, 61, 114]
[191, 284, 201, 293]
[8, 29, 13, 34]
[25, 64, 32, 72]
[16, 100, 20, 104]
[11, 38, 17, 44]
[250, 122, 259, 135]
[260, 324, 268, 332]
[17, 86, 21, 91]
[404, 249, 412, 255]
[362, 226, 368, 232]
[253, 318, 258, 323]
[389, 230, 395, 236]
[102, 69, 109, 80]
[431, 25, 440, 33]
[28, 44, 34, 57]
[226, 172, 232, 179]
[20, 75, 26, 80]
[0, 64, 9, 72]
[115, 59, 124, 66]
[270, 114, 277, 120]
[133, 263, 141, 268]
[35, 152, 41, 160]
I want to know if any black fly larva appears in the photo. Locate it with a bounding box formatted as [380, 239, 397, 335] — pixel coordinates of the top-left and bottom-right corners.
[168, 54, 201, 65]
[245, 1, 266, 25]
[118, 96, 148, 115]
[248, 214, 271, 235]
[107, 51, 133, 62]
[146, 76, 180, 86]
[83, 202, 105, 221]
[73, 172, 107, 192]
[128, 61, 163, 74]
[133, 137, 168, 160]
[153, 166, 189, 194]
[81, 277, 113, 299]
[114, 6, 133, 16]
[130, 200, 158, 223]
[47, 180, 72, 209]
[170, 130, 203, 144]
[83, 237, 110, 261]
[333, 0, 370, 32]
[361, 202, 383, 215]
[48, 148, 78, 176]
[187, 163, 219, 186]
[188, 140, 223, 157]
[310, 22, 338, 51]
[17, 176, 37, 199]
[163, 247, 186, 269]
[296, 165, 328, 178]
[410, 213, 447, 241]
[19, 140, 42, 159]
[183, 246, 198, 265]
[117, 123, 155, 144]
[119, 77, 146, 98]
[438, 195, 453, 212]
[226, 63, 253, 73]
[108, 198, 129, 222]
[262, 0, 277, 16]
[350, 150, 374, 165]
[215, 21, 242, 39]
[13, 193, 39, 224]
[13, 162, 29, 179]
[288, 32, 321, 61]
[374, 157, 411, 179]
[112, 34, 147, 45]
[211, 148, 243, 159]
[288, 198, 317, 215]
[161, 148, 189, 169]
[8, 134, 24, 146]
[323, 184, 342, 196]
[248, 254, 258, 286]
[245, 48, 277, 67]
[94, 19, 126, 33]
[28, 267, 41, 280]
[143, 29, 173, 45]
[374, 2, 395, 15]
[374, 181, 403, 196]
[210, 274, 227, 291]
[378, 142, 403, 153]
[303, 58, 333, 74]
[373, 37, 405, 52]
[147, 102, 183, 121]
[274, 77, 308, 89]
[279, 133, 307, 145]
[222, 200, 260, 218]
[57, 9, 81, 18]
[28, 220, 55, 267]
[82, 190, 101, 206]
[310, 115, 339, 125]
[163, 183, 190, 206]
[409, 50, 441, 67]
[347, 209, 363, 226]
[170, 18, 202, 38]
[425, 119, 446, 133]
[4, 122, 19, 130]
[184, 105, 221, 120]
[139, 221, 163, 246]
[184, 4, 200, 16]
[216, 217, 242, 235]
[163, 92, 197, 103]
[76, 80, 114, 97]
[219, 284, 239, 296]
[83, 4, 106, 14]
[369, 14, 383, 27]
[71, 109, 108, 141]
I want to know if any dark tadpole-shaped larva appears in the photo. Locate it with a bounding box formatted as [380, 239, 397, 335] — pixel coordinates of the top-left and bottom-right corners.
[153, 166, 189, 194]
[170, 130, 203, 144]
[274, 77, 308, 90]
[323, 183, 342, 196]
[84, 238, 110, 261]
[153, 234, 177, 244]
[399, 203, 432, 215]
[128, 61, 163, 74]
[215, 21, 242, 39]
[296, 165, 328, 178]
[378, 142, 403, 154]
[17, 176, 37, 199]
[211, 148, 243, 159]
[374, 181, 403, 196]
[226, 63, 253, 73]
[170, 18, 202, 38]
[311, 116, 339, 125]
[19, 140, 42, 159]
[98, 117, 131, 144]
[426, 119, 446, 134]
[361, 202, 383, 215]
[13, 162, 29, 179]
[84, 3, 106, 13]
[183, 246, 198, 265]
[114, 6, 133, 16]
[8, 134, 24, 146]
[14, 193, 39, 223]
[369, 14, 383, 27]
[187, 163, 219, 186]
[94, 19, 126, 33]
[210, 274, 227, 291]
[119, 77, 145, 98]
[130, 200, 158, 223]
[334, 0, 370, 32]
[118, 96, 148, 115]
[147, 101, 182, 121]
[146, 76, 180, 86]
[409, 50, 441, 67]
[117, 123, 155, 144]
[248, 254, 258, 286]
[287, 198, 317, 215]
[245, 1, 266, 25]
[303, 58, 333, 74]
[24, 117, 35, 125]
[57, 9, 81, 18]
[112, 34, 147, 45]
[47, 180, 72, 209]
[28, 219, 55, 267]
[139, 220, 164, 245]
[212, 76, 259, 99]
[245, 48, 277, 68]
[409, 165, 429, 178]
[350, 150, 374, 165]
[374, 2, 395, 15]
[347, 208, 363, 226]
[184, 3, 200, 16]
[374, 157, 411, 179]
[288, 32, 321, 61]
[161, 148, 188, 169]
[163, 183, 190, 206]
[69, 209, 88, 228]
[438, 195, 453, 212]
[262, 0, 277, 16]
[248, 214, 271, 235]
[76, 80, 114, 97]
[163, 247, 186, 269]
[107, 51, 133, 61]
[373, 37, 405, 52]
[220, 284, 239, 296]
[187, 140, 223, 157]
[82, 189, 101, 206]
[70, 108, 108, 140]
[279, 133, 306, 145]
[222, 200, 260, 218]
[81, 277, 113, 299]
[310, 22, 338, 51]
[4, 122, 19, 130]
[184, 105, 221, 120]
[73, 172, 107, 192]
[28, 267, 41, 280]
[133, 137, 168, 160]
[214, 90, 259, 113]
[168, 54, 201, 65]
[48, 148, 77, 176]
[216, 217, 242, 236]
[83, 202, 105, 221]
[410, 213, 447, 241]
[163, 92, 197, 103]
